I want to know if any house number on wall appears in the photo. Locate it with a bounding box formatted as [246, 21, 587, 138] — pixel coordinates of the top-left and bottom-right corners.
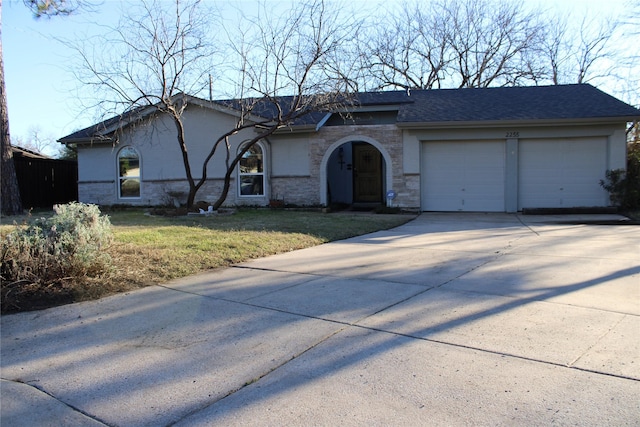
[505, 131, 520, 138]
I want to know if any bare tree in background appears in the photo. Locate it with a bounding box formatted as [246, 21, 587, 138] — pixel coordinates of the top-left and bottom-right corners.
[12, 126, 57, 156]
[73, 0, 358, 208]
[359, 0, 546, 90]
[541, 13, 620, 85]
[358, 0, 633, 92]
[613, 0, 640, 111]
[444, 0, 545, 88]
[1, 0, 85, 215]
[363, 2, 451, 91]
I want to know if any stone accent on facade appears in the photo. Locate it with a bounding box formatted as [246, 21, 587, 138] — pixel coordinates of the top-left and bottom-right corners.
[313, 124, 420, 209]
[400, 174, 421, 209]
[78, 178, 272, 208]
[78, 182, 117, 206]
[270, 176, 317, 206]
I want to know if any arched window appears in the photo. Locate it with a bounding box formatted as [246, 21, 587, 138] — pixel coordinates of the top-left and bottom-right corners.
[118, 146, 140, 198]
[238, 143, 264, 196]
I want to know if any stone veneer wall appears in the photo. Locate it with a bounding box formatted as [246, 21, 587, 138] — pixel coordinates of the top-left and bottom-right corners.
[78, 182, 118, 206]
[269, 176, 317, 206]
[79, 179, 268, 207]
[312, 124, 420, 209]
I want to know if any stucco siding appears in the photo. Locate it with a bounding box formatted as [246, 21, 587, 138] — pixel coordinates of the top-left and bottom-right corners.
[270, 135, 310, 176]
[76, 105, 268, 206]
[608, 128, 628, 170]
[77, 145, 116, 182]
[116, 107, 256, 181]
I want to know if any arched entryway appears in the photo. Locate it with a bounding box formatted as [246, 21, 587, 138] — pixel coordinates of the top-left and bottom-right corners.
[320, 136, 391, 208]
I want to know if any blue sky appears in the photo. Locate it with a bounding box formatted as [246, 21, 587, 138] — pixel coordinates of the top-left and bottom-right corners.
[2, 0, 637, 156]
[4, 1, 123, 153]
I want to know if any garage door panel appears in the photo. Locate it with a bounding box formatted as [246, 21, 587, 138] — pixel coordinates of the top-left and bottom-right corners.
[422, 141, 505, 212]
[519, 138, 608, 209]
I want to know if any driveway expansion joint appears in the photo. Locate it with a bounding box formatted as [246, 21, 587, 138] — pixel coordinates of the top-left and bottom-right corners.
[1, 378, 111, 426]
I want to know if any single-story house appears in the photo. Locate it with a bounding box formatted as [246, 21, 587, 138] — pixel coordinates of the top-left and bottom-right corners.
[59, 84, 640, 212]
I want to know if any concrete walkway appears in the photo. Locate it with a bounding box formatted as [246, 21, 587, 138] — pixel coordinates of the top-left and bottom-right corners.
[1, 213, 638, 426]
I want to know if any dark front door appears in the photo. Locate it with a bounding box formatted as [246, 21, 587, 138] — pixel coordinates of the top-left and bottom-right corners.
[353, 143, 382, 203]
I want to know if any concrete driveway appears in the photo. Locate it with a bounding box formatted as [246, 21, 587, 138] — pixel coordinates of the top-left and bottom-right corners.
[1, 213, 639, 426]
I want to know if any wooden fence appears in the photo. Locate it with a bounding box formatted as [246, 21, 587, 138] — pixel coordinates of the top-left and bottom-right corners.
[14, 157, 78, 209]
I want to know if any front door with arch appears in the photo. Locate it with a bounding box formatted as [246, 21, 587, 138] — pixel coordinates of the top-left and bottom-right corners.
[353, 142, 382, 203]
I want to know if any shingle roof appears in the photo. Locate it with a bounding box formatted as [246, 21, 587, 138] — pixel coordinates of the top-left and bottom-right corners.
[59, 84, 639, 142]
[395, 84, 640, 124]
[59, 109, 144, 143]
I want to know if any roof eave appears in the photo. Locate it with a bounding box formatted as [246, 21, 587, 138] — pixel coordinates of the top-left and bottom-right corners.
[58, 136, 116, 145]
[345, 104, 403, 113]
[273, 124, 318, 134]
[396, 116, 640, 129]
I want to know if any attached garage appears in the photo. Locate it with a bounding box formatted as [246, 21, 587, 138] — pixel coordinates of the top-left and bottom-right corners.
[396, 85, 638, 213]
[421, 141, 505, 212]
[518, 138, 608, 210]
[419, 135, 614, 213]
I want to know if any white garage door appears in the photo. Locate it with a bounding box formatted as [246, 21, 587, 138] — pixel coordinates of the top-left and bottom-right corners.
[518, 138, 608, 209]
[421, 141, 505, 211]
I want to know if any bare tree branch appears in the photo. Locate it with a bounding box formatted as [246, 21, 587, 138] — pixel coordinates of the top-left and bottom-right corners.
[71, 0, 356, 208]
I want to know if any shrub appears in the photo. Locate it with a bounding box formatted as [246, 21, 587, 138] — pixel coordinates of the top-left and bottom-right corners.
[600, 143, 640, 211]
[1, 203, 113, 312]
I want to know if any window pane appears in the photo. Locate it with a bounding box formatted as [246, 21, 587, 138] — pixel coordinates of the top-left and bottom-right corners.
[120, 178, 140, 198]
[240, 175, 264, 195]
[240, 145, 263, 173]
[119, 147, 140, 178]
[119, 147, 140, 198]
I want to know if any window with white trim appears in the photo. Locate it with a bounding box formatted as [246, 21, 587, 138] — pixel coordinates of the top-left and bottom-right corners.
[239, 143, 264, 196]
[118, 146, 141, 198]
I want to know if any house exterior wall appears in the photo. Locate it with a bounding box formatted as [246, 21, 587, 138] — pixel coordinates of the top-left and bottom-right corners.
[270, 134, 310, 177]
[76, 105, 268, 206]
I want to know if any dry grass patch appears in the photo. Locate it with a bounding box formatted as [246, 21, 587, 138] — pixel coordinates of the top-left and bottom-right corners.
[2, 208, 415, 313]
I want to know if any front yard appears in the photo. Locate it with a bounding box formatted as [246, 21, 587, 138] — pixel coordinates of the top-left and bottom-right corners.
[1, 208, 415, 313]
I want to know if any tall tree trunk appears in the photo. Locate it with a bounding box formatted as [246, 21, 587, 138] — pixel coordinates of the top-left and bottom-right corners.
[171, 113, 197, 208]
[0, 1, 23, 216]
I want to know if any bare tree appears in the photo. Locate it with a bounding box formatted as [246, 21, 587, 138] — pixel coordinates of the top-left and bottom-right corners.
[611, 0, 640, 109]
[203, 0, 359, 208]
[359, 0, 546, 90]
[541, 12, 620, 86]
[12, 126, 58, 156]
[362, 2, 450, 91]
[359, 0, 631, 92]
[71, 0, 218, 208]
[444, 0, 545, 88]
[73, 0, 357, 208]
[2, 0, 85, 215]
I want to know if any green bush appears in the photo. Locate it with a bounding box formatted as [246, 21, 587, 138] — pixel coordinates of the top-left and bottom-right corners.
[600, 143, 640, 211]
[1, 203, 113, 310]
